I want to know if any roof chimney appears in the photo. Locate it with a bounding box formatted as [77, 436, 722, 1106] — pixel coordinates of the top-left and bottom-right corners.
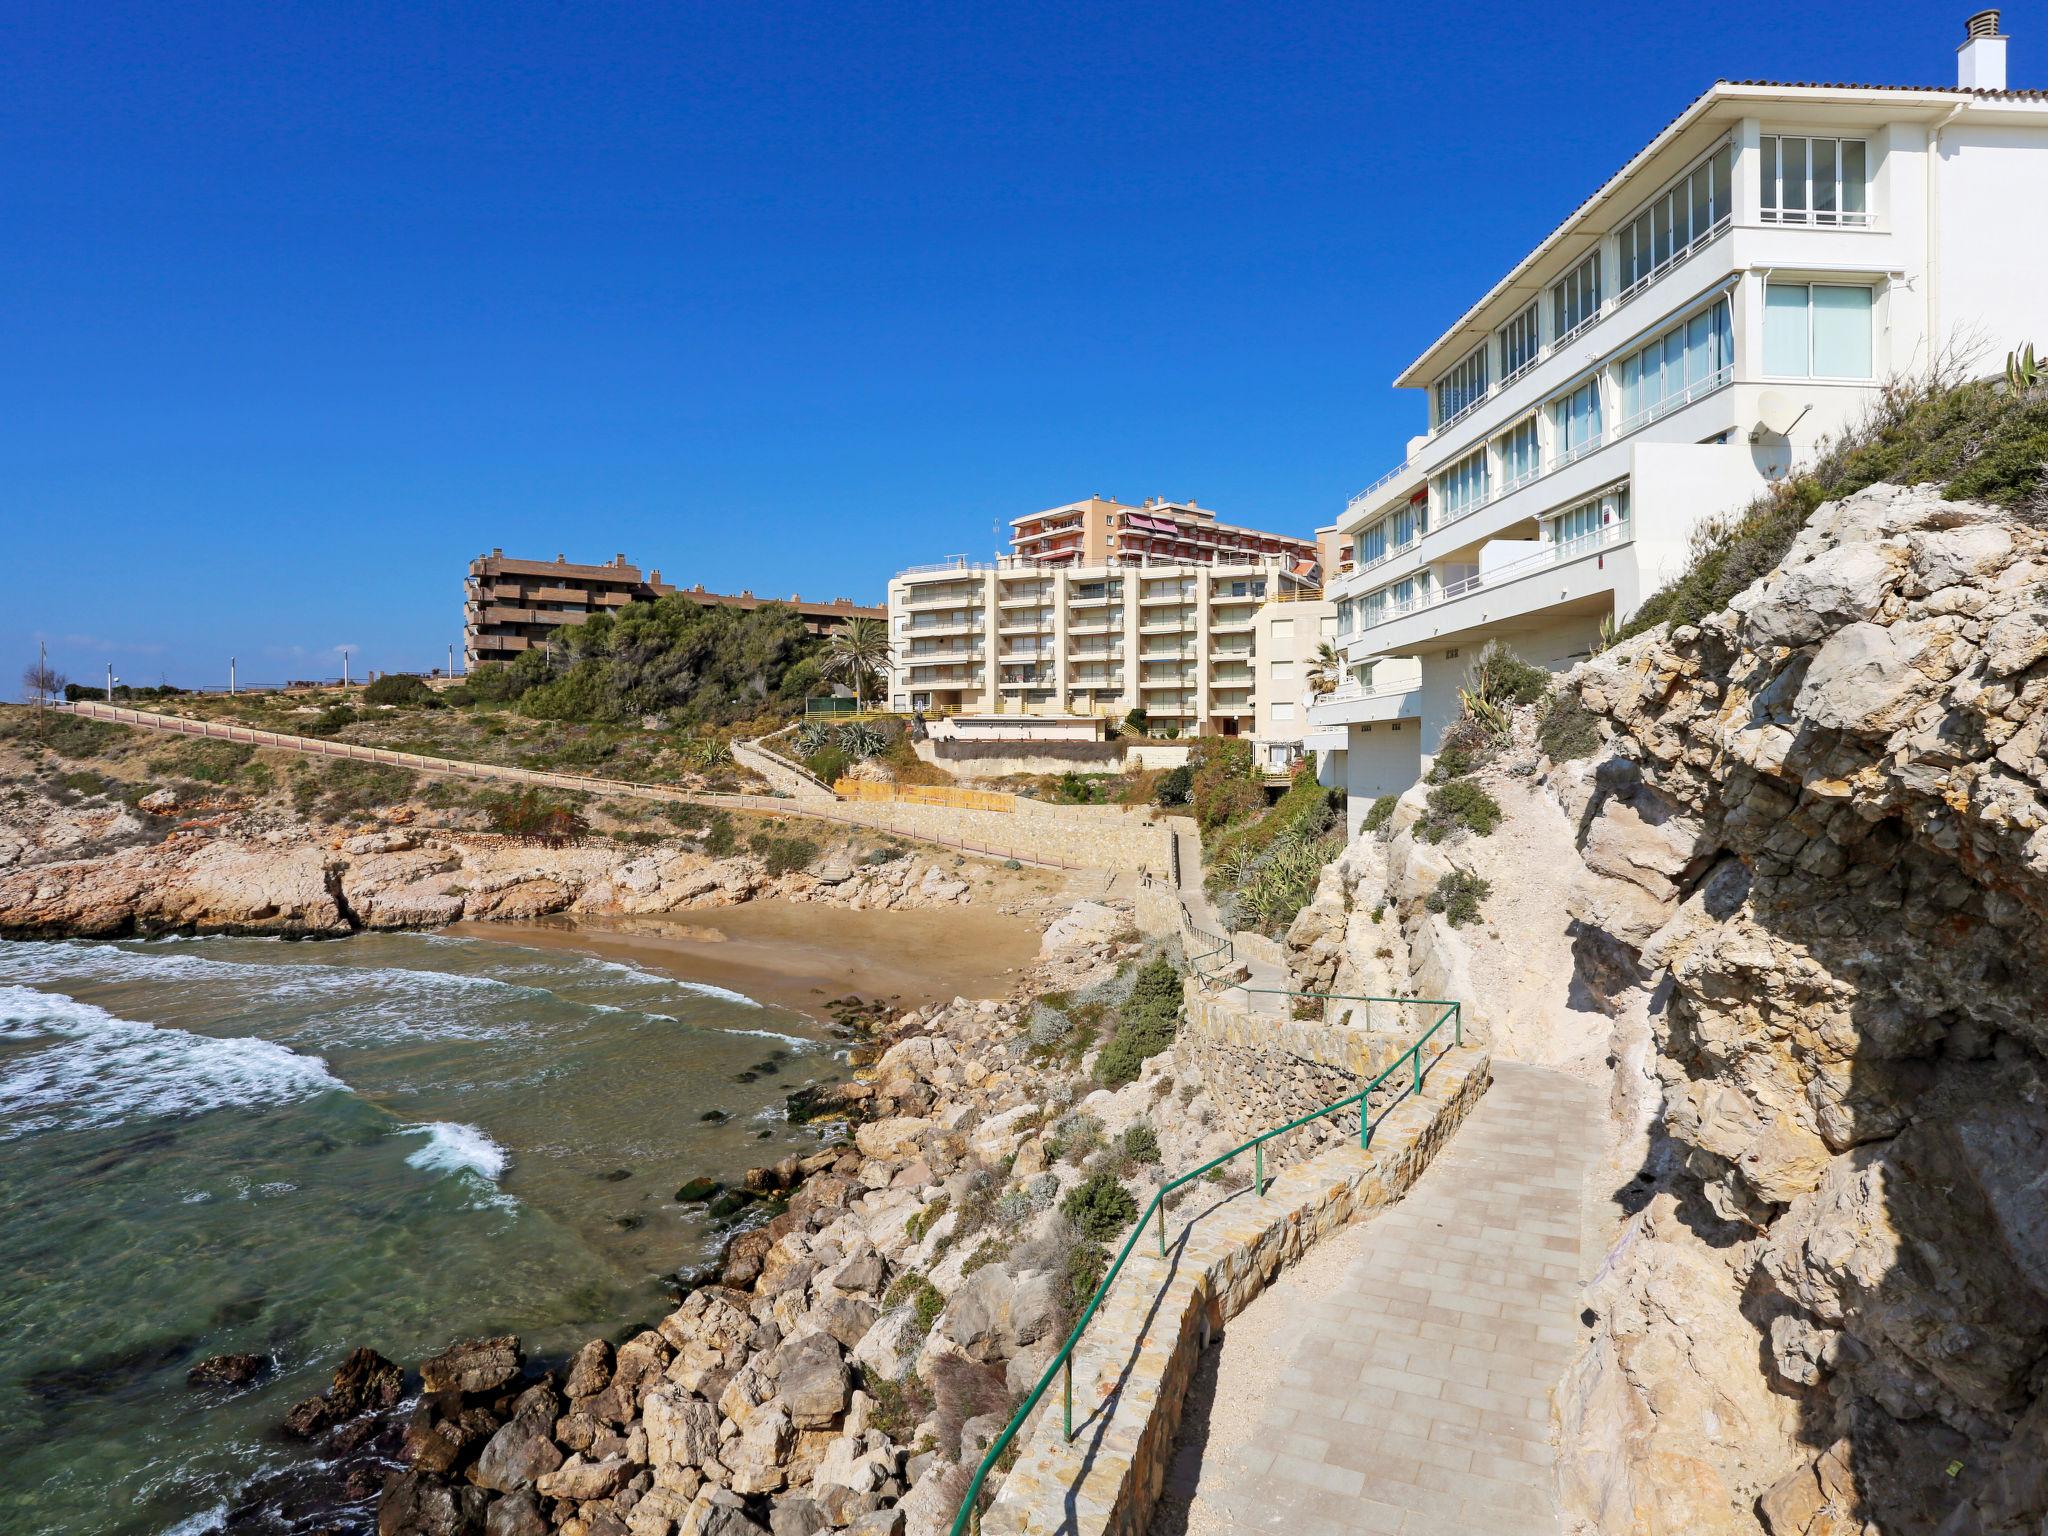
[1959, 9, 2007, 89]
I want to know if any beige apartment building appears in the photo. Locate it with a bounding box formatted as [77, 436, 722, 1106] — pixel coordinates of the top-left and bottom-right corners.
[465, 551, 880, 668]
[888, 500, 1320, 735]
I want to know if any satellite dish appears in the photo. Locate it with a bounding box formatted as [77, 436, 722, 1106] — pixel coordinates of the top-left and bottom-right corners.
[1753, 391, 1808, 438]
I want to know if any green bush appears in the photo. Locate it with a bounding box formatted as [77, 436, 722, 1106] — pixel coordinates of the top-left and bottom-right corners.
[1361, 795, 1398, 833]
[363, 673, 434, 707]
[1467, 642, 1551, 708]
[1537, 693, 1603, 761]
[439, 685, 474, 707]
[1094, 956, 1181, 1088]
[1188, 738, 1263, 832]
[751, 831, 819, 876]
[148, 740, 254, 785]
[1064, 1239, 1108, 1310]
[1120, 1123, 1160, 1165]
[1426, 742, 1481, 783]
[1626, 376, 2048, 641]
[805, 745, 849, 784]
[1152, 765, 1192, 807]
[1418, 781, 1502, 843]
[481, 787, 589, 845]
[1426, 867, 1492, 927]
[699, 809, 738, 858]
[1061, 1172, 1138, 1243]
[905, 1194, 951, 1244]
[884, 1273, 947, 1339]
[303, 760, 417, 819]
[301, 704, 357, 738]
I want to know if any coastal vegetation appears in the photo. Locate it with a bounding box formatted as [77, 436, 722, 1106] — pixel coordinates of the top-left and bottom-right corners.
[1194, 742, 1346, 937]
[1625, 364, 2048, 640]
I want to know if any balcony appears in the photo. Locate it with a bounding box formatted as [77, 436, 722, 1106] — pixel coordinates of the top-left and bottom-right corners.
[1139, 589, 1195, 606]
[1352, 521, 1633, 657]
[902, 588, 985, 611]
[1307, 678, 1424, 729]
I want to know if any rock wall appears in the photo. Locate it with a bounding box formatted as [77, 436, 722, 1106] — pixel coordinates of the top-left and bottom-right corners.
[1300, 482, 2048, 1535]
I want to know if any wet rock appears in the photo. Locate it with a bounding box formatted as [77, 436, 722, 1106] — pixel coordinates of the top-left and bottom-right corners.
[330, 1347, 405, 1416]
[420, 1336, 523, 1397]
[468, 1385, 564, 1493]
[187, 1352, 266, 1390]
[566, 1338, 615, 1399]
[485, 1490, 549, 1536]
[379, 1469, 489, 1536]
[282, 1394, 335, 1440]
[402, 1395, 501, 1475]
[676, 1178, 723, 1203]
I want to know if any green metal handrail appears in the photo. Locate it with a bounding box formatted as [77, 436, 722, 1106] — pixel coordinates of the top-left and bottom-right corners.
[947, 998, 1464, 1536]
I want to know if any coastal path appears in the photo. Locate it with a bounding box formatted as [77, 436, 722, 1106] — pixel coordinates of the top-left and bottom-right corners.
[1159, 1062, 1600, 1536]
[53, 701, 1100, 875]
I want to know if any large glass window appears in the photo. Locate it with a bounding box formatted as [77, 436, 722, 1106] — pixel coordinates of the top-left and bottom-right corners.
[1551, 253, 1601, 339]
[1436, 448, 1490, 521]
[1499, 302, 1542, 380]
[1498, 416, 1541, 488]
[1435, 345, 1489, 423]
[1617, 295, 1734, 425]
[1355, 522, 1385, 566]
[1760, 137, 1869, 226]
[1619, 143, 1734, 292]
[1546, 485, 1631, 547]
[1764, 282, 1875, 378]
[1551, 378, 1604, 459]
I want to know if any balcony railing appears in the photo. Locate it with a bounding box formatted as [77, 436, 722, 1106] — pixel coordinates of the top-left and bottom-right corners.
[1350, 519, 1632, 635]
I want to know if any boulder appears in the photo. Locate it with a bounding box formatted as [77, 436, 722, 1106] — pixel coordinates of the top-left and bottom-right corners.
[566, 1338, 615, 1399]
[187, 1352, 266, 1390]
[853, 1118, 934, 1161]
[644, 1384, 724, 1475]
[467, 1386, 565, 1493]
[420, 1335, 523, 1397]
[768, 1332, 851, 1429]
[403, 1396, 501, 1475]
[536, 1453, 634, 1502]
[485, 1491, 549, 1536]
[379, 1469, 489, 1536]
[330, 1347, 405, 1416]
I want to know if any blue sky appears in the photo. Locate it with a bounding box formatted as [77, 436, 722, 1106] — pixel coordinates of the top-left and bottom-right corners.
[2, 0, 2000, 687]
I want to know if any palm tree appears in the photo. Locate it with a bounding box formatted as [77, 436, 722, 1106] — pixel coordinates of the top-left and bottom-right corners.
[821, 616, 893, 712]
[1306, 641, 1342, 698]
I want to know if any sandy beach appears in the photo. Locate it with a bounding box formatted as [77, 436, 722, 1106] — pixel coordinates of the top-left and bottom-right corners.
[446, 897, 1046, 1017]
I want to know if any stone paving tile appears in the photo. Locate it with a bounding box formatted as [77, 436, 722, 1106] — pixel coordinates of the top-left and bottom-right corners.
[1205, 1063, 1600, 1536]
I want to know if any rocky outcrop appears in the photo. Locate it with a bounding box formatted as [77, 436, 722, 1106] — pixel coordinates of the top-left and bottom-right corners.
[0, 822, 979, 940]
[1310, 483, 2048, 1535]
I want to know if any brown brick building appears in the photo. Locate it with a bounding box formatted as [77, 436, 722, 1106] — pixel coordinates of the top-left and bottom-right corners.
[464, 551, 881, 668]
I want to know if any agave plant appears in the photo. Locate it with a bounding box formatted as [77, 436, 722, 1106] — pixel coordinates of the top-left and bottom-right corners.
[2007, 343, 2043, 392]
[794, 722, 832, 757]
[1458, 687, 1516, 747]
[835, 721, 887, 760]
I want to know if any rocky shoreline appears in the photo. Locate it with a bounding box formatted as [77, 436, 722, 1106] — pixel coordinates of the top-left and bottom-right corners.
[156, 896, 1232, 1536]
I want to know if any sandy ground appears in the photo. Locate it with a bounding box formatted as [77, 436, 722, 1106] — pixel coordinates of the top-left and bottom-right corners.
[449, 897, 1046, 1017]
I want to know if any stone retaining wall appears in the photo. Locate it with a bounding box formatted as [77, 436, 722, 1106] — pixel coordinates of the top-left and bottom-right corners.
[1178, 987, 1431, 1149]
[838, 800, 1179, 875]
[982, 1049, 1492, 1536]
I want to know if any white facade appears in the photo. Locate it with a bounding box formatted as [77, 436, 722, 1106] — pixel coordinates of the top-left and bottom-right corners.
[1250, 597, 1338, 776]
[1312, 58, 2048, 808]
[886, 556, 1314, 735]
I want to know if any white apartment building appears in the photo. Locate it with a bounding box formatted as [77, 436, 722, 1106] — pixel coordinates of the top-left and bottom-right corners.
[887, 556, 1315, 734]
[1312, 16, 2048, 831]
[1250, 595, 1338, 777]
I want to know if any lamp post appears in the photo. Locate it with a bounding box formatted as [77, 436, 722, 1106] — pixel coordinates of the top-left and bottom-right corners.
[447, 644, 455, 680]
[230, 656, 237, 696]
[341, 648, 352, 690]
[105, 664, 118, 702]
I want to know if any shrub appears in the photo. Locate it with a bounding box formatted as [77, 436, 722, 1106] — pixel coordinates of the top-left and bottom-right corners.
[1187, 738, 1262, 833]
[1095, 955, 1180, 1087]
[698, 809, 738, 858]
[1065, 1239, 1108, 1310]
[1362, 794, 1398, 833]
[483, 787, 589, 845]
[750, 831, 819, 876]
[1123, 708, 1149, 736]
[884, 1273, 947, 1339]
[1467, 641, 1550, 708]
[805, 744, 849, 784]
[865, 1371, 932, 1440]
[1537, 693, 1603, 761]
[1418, 781, 1502, 843]
[1061, 1172, 1138, 1242]
[363, 673, 434, 707]
[905, 1194, 951, 1244]
[1426, 867, 1492, 927]
[439, 685, 474, 707]
[1027, 1004, 1073, 1048]
[836, 721, 886, 760]
[1426, 742, 1481, 783]
[1045, 1112, 1105, 1165]
[148, 740, 254, 785]
[1054, 771, 1097, 804]
[1153, 765, 1192, 807]
[1120, 1123, 1160, 1165]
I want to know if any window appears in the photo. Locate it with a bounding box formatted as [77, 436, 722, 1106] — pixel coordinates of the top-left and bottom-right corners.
[1355, 522, 1385, 566]
[1435, 345, 1489, 423]
[1271, 702, 1297, 724]
[1337, 598, 1355, 633]
[1764, 283, 1874, 378]
[1618, 143, 1734, 292]
[1271, 660, 1296, 681]
[1497, 416, 1540, 489]
[1546, 485, 1631, 547]
[1318, 615, 1337, 636]
[1271, 618, 1294, 640]
[1499, 302, 1542, 380]
[1551, 253, 1601, 339]
[1436, 448, 1490, 520]
[1617, 295, 1733, 425]
[1551, 378, 1603, 459]
[1760, 136, 1869, 226]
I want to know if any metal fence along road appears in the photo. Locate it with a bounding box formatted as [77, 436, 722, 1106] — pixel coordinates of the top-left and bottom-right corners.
[53, 702, 1090, 873]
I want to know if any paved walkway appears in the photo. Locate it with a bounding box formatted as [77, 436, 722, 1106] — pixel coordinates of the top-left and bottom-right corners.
[1182, 1063, 1600, 1536]
[1172, 827, 1289, 1011]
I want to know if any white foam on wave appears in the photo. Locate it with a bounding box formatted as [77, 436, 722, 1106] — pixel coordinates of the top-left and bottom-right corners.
[716, 1024, 816, 1048]
[402, 1120, 511, 1186]
[0, 985, 346, 1142]
[158, 1503, 227, 1536]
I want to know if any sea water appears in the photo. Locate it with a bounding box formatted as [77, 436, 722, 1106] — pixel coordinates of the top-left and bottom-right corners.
[0, 931, 842, 1536]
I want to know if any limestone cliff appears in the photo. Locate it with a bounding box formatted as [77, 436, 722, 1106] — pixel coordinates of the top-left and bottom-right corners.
[1293, 482, 2048, 1534]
